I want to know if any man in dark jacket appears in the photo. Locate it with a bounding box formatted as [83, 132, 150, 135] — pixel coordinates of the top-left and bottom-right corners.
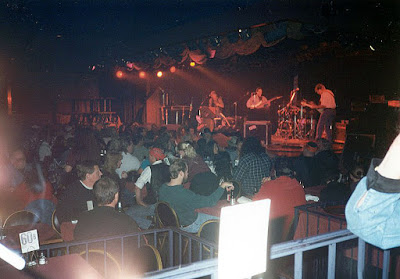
[74, 177, 139, 240]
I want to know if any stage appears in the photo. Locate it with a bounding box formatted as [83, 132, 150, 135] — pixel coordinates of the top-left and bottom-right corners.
[267, 134, 345, 157]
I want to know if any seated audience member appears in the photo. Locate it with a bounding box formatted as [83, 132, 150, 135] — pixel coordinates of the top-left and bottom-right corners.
[201, 128, 213, 143]
[125, 148, 169, 229]
[349, 164, 365, 192]
[320, 171, 351, 204]
[314, 138, 339, 185]
[74, 177, 139, 240]
[253, 158, 306, 243]
[134, 148, 170, 206]
[159, 159, 233, 233]
[233, 137, 272, 197]
[346, 133, 400, 250]
[293, 141, 320, 187]
[132, 134, 148, 163]
[64, 128, 102, 173]
[8, 148, 57, 225]
[56, 161, 102, 223]
[177, 141, 219, 196]
[116, 137, 140, 178]
[102, 152, 134, 206]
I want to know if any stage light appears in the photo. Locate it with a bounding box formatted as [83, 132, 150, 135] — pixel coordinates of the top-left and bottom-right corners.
[170, 66, 176, 73]
[116, 71, 123, 78]
[190, 61, 196, 67]
[157, 71, 163, 78]
[139, 71, 146, 78]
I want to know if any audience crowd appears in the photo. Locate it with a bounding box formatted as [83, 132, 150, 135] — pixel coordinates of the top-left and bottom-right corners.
[0, 120, 367, 246]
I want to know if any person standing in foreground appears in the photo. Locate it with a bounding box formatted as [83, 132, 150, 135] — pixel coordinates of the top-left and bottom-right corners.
[159, 159, 233, 233]
[346, 133, 400, 250]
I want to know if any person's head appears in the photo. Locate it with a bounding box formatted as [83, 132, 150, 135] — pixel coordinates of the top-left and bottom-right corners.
[149, 147, 166, 164]
[177, 142, 197, 159]
[169, 159, 188, 184]
[104, 152, 123, 173]
[256, 87, 263, 97]
[120, 136, 134, 154]
[275, 158, 294, 178]
[303, 141, 318, 157]
[314, 83, 326, 95]
[76, 161, 102, 187]
[107, 138, 121, 153]
[10, 148, 27, 171]
[93, 177, 119, 207]
[210, 91, 217, 100]
[202, 128, 212, 142]
[240, 137, 265, 157]
[349, 165, 365, 183]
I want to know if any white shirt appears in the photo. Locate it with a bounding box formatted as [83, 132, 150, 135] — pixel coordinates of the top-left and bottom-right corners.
[39, 141, 52, 162]
[116, 152, 140, 178]
[320, 89, 336, 109]
[135, 160, 162, 190]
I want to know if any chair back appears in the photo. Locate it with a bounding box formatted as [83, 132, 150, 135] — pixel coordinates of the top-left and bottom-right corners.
[51, 209, 61, 235]
[3, 210, 41, 228]
[197, 219, 220, 244]
[79, 249, 121, 278]
[135, 244, 163, 274]
[155, 202, 180, 228]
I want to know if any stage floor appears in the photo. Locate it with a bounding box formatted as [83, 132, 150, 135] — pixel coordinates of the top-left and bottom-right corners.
[267, 135, 345, 157]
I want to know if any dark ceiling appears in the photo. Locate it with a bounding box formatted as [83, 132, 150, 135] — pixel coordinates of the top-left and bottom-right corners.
[0, 0, 398, 74]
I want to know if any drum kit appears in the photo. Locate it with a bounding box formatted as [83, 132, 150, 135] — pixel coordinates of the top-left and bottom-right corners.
[276, 104, 316, 140]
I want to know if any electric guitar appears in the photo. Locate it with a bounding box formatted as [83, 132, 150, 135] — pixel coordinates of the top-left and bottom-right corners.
[249, 95, 283, 109]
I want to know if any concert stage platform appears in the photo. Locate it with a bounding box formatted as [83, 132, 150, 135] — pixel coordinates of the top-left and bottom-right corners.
[267, 134, 345, 157]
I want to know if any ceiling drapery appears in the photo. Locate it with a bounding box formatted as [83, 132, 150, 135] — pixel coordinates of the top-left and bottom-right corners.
[128, 21, 303, 71]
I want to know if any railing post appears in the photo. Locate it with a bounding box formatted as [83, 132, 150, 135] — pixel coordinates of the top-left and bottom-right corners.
[382, 250, 390, 279]
[294, 251, 303, 279]
[168, 229, 174, 268]
[327, 243, 336, 279]
[357, 238, 365, 279]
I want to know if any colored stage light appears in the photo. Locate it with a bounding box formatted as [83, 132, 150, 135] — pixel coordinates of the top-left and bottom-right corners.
[157, 71, 163, 77]
[139, 71, 146, 78]
[116, 71, 123, 78]
[170, 66, 176, 73]
[190, 62, 196, 67]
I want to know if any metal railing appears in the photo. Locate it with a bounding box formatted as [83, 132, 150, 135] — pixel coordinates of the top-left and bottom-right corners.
[145, 229, 394, 279]
[38, 227, 218, 278]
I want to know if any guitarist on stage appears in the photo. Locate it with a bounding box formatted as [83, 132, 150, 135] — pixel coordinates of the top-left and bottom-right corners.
[209, 90, 224, 114]
[302, 83, 336, 142]
[246, 87, 269, 109]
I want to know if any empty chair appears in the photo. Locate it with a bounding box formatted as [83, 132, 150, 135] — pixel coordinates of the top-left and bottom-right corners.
[134, 244, 163, 274]
[155, 201, 180, 228]
[197, 219, 220, 258]
[3, 210, 41, 229]
[79, 249, 121, 279]
[51, 209, 61, 236]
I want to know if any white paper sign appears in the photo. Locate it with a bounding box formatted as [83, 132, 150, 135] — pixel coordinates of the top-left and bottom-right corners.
[218, 199, 271, 279]
[19, 229, 39, 253]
